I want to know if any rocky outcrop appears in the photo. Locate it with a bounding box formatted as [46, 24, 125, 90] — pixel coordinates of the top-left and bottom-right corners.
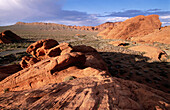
[129, 45, 168, 61]
[1, 39, 108, 92]
[98, 15, 162, 40]
[0, 30, 23, 43]
[0, 74, 169, 109]
[0, 39, 169, 109]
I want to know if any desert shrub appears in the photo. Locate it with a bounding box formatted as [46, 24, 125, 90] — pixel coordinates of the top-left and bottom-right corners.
[63, 76, 76, 82]
[4, 88, 9, 93]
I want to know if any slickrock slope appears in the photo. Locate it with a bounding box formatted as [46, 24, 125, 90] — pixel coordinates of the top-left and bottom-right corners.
[131, 26, 170, 44]
[98, 15, 162, 40]
[0, 73, 170, 109]
[0, 30, 23, 43]
[0, 39, 169, 109]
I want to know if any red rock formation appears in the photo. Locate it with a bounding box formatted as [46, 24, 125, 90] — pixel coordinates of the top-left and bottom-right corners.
[0, 39, 169, 109]
[26, 39, 59, 59]
[0, 30, 23, 43]
[98, 15, 162, 40]
[0, 39, 108, 92]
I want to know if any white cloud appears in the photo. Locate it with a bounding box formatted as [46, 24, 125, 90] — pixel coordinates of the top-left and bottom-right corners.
[98, 17, 129, 24]
[0, 0, 64, 25]
[0, 0, 101, 26]
[105, 17, 129, 22]
[159, 15, 170, 19]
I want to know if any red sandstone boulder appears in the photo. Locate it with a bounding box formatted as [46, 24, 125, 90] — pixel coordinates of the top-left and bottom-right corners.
[98, 15, 162, 40]
[73, 45, 108, 71]
[0, 30, 23, 43]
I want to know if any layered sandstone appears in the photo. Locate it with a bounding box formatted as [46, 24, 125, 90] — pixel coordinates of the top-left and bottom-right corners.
[0, 73, 169, 109]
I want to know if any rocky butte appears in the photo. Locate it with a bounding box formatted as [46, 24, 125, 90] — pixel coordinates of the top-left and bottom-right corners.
[0, 39, 169, 109]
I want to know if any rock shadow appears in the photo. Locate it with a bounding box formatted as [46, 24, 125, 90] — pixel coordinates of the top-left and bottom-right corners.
[99, 52, 170, 93]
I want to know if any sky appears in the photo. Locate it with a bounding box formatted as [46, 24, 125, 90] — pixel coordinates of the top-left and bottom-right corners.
[0, 0, 170, 26]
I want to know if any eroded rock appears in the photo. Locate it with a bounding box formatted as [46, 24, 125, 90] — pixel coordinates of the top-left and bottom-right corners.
[0, 39, 108, 92]
[26, 39, 59, 58]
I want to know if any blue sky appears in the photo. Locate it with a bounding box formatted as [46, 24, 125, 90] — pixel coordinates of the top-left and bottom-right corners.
[0, 0, 170, 26]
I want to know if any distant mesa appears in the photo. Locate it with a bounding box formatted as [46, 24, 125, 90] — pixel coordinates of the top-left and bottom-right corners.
[15, 21, 121, 31]
[97, 14, 170, 44]
[0, 30, 23, 44]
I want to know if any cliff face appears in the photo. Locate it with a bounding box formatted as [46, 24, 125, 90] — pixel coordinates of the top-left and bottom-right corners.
[97, 15, 162, 41]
